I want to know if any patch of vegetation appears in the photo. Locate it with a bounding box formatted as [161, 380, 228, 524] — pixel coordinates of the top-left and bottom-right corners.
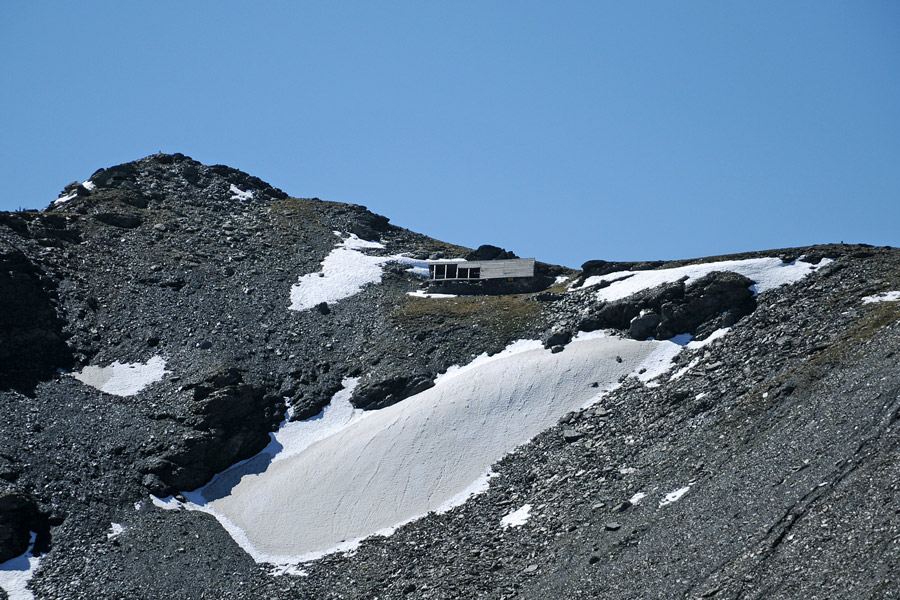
[395, 293, 541, 339]
[268, 197, 321, 232]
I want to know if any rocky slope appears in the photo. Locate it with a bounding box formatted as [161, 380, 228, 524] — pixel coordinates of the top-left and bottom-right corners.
[0, 154, 898, 599]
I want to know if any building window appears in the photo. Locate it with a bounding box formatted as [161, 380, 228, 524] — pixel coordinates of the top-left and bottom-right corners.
[429, 263, 482, 280]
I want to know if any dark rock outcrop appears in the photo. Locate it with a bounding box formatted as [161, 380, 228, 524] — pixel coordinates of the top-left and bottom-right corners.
[578, 270, 756, 341]
[0, 246, 73, 394]
[0, 489, 38, 562]
[465, 244, 519, 261]
[138, 367, 285, 495]
[351, 373, 436, 410]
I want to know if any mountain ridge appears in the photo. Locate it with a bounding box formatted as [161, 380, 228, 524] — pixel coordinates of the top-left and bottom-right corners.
[1, 154, 898, 599]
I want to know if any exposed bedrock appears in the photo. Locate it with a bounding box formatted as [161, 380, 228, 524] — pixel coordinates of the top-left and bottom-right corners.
[138, 366, 285, 496]
[0, 246, 73, 394]
[0, 489, 39, 563]
[351, 373, 436, 411]
[577, 270, 757, 341]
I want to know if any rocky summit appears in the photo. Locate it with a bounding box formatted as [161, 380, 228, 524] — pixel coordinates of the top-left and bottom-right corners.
[1, 153, 899, 599]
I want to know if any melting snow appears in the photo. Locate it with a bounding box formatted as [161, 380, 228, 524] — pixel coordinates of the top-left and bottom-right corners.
[52, 191, 77, 205]
[687, 328, 731, 349]
[670, 358, 699, 381]
[289, 233, 428, 311]
[862, 291, 900, 304]
[107, 523, 125, 540]
[501, 504, 532, 528]
[407, 290, 458, 298]
[72, 356, 168, 396]
[229, 184, 254, 201]
[578, 257, 832, 301]
[52, 180, 94, 205]
[660, 485, 693, 507]
[0, 533, 41, 600]
[154, 334, 683, 568]
[629, 492, 647, 505]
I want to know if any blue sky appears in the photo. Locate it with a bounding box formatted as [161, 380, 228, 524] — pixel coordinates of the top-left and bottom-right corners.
[2, 2, 898, 267]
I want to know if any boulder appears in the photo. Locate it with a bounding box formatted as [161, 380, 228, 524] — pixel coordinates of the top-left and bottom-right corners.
[465, 245, 518, 261]
[352, 373, 435, 410]
[629, 311, 662, 340]
[139, 367, 285, 494]
[578, 271, 756, 341]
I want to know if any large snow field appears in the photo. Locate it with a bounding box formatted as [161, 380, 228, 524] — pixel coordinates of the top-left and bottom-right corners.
[0, 533, 41, 600]
[289, 233, 428, 311]
[578, 257, 832, 301]
[168, 334, 679, 565]
[72, 356, 168, 396]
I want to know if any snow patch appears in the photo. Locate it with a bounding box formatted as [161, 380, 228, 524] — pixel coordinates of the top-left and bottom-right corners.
[0, 532, 41, 600]
[687, 327, 731, 349]
[72, 356, 168, 396]
[500, 504, 532, 528]
[52, 180, 95, 205]
[862, 290, 900, 304]
[670, 358, 700, 381]
[629, 492, 647, 505]
[660, 485, 693, 507]
[407, 290, 458, 299]
[633, 341, 682, 383]
[52, 191, 77, 205]
[107, 523, 124, 540]
[229, 184, 253, 201]
[289, 233, 429, 311]
[177, 334, 676, 566]
[578, 257, 832, 301]
[433, 339, 544, 386]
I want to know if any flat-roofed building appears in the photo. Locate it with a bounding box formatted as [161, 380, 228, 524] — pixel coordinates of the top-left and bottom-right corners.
[427, 258, 535, 281]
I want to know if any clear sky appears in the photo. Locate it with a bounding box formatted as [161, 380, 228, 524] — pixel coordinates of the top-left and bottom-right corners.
[2, 2, 898, 267]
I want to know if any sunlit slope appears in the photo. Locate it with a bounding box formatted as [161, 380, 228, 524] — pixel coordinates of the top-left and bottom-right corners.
[206, 334, 676, 562]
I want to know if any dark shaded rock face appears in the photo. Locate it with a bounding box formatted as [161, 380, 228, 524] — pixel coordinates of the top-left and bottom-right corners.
[138, 367, 285, 496]
[92, 212, 143, 229]
[351, 373, 436, 410]
[349, 212, 390, 242]
[0, 489, 37, 562]
[580, 258, 665, 280]
[0, 247, 73, 394]
[578, 270, 756, 341]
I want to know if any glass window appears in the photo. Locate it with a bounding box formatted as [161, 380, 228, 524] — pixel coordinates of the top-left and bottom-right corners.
[446, 264, 458, 279]
[470, 268, 480, 279]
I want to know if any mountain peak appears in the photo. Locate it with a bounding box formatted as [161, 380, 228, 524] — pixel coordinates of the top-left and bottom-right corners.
[48, 153, 289, 215]
[2, 156, 899, 599]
